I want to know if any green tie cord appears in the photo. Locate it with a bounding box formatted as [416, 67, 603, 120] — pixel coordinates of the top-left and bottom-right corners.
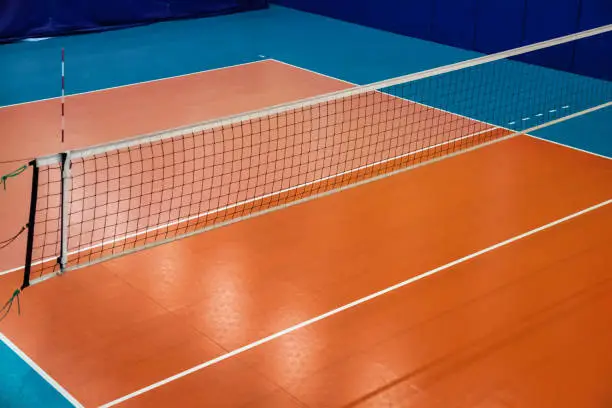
[0, 224, 28, 250]
[0, 289, 21, 323]
[1, 165, 27, 190]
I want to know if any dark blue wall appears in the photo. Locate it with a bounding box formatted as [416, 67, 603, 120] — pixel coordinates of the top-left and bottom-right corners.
[0, 0, 268, 43]
[272, 0, 612, 80]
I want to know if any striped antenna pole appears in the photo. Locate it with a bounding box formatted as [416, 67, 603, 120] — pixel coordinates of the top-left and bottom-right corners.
[61, 48, 65, 143]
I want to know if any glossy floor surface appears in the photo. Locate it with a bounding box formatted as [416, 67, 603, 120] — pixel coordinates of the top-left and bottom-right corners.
[0, 59, 610, 407]
[1, 133, 611, 407]
[1, 6, 611, 408]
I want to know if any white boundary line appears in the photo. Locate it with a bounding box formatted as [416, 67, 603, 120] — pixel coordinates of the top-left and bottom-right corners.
[0, 59, 271, 110]
[99, 197, 612, 408]
[269, 58, 357, 86]
[524, 102, 612, 161]
[0, 333, 84, 408]
[0, 265, 24, 276]
[522, 101, 612, 161]
[527, 134, 611, 160]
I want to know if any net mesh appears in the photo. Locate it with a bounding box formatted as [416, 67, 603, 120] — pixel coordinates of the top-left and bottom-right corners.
[23, 28, 612, 284]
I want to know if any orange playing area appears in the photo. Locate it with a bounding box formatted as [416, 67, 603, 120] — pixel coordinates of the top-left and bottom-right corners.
[1, 59, 611, 408]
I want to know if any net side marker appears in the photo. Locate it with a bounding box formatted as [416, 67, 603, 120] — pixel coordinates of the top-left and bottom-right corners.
[99, 198, 612, 408]
[61, 48, 65, 143]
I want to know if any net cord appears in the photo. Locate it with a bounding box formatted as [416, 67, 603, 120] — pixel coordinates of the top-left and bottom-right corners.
[33, 23, 612, 167]
[21, 162, 39, 289]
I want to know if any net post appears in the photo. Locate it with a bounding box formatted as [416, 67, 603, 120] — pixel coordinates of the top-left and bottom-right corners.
[59, 152, 71, 273]
[22, 161, 39, 290]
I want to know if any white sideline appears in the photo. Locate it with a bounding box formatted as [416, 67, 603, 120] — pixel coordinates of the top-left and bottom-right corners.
[0, 333, 84, 408]
[527, 133, 612, 160]
[99, 197, 612, 407]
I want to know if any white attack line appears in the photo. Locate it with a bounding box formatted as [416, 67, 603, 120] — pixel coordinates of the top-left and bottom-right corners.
[100, 197, 612, 408]
[0, 333, 84, 408]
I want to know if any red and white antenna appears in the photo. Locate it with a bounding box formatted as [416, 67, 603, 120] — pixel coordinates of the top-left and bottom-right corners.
[61, 47, 65, 143]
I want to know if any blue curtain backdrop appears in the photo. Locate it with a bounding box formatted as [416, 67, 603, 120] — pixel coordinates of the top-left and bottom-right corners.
[271, 0, 612, 81]
[0, 0, 268, 43]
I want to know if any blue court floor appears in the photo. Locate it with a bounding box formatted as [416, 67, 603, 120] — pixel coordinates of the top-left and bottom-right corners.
[0, 334, 78, 408]
[0, 4, 610, 407]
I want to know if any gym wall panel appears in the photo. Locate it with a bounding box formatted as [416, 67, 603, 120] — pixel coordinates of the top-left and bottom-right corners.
[360, 0, 434, 39]
[272, 0, 610, 80]
[49, 0, 167, 30]
[578, 0, 612, 29]
[0, 0, 52, 40]
[430, 0, 477, 50]
[0, 0, 268, 43]
[474, 0, 525, 53]
[573, 0, 612, 80]
[272, 0, 366, 26]
[518, 0, 581, 72]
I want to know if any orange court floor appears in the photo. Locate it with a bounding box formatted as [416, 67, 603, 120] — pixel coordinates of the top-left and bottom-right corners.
[0, 60, 611, 408]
